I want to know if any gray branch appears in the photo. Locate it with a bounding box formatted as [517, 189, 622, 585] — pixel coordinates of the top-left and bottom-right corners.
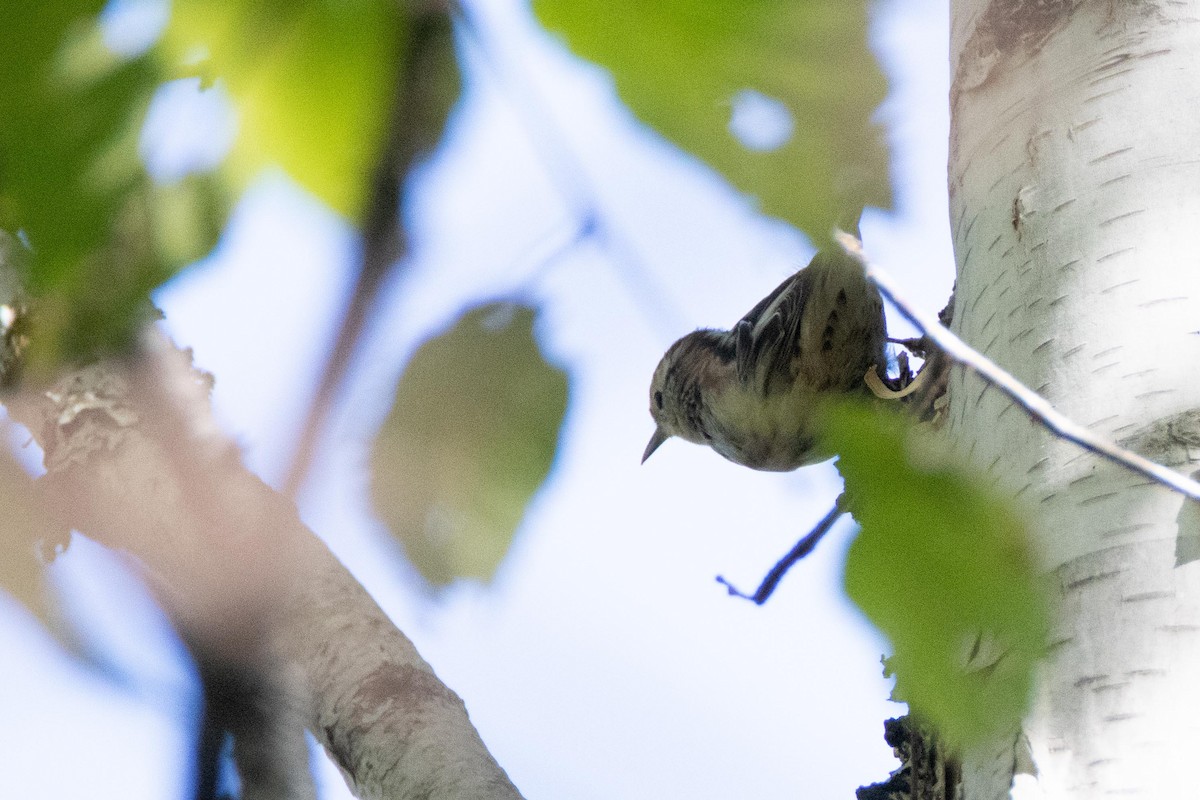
[837, 231, 1200, 503]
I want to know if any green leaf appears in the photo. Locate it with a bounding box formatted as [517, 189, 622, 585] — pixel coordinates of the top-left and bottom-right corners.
[0, 451, 60, 630]
[0, 6, 226, 367]
[370, 302, 568, 586]
[1175, 469, 1200, 566]
[0, 3, 119, 291]
[828, 403, 1048, 747]
[162, 0, 441, 220]
[532, 0, 890, 240]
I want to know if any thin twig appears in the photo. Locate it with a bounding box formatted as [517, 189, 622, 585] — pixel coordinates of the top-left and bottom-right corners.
[450, 1, 687, 337]
[717, 497, 846, 605]
[835, 230, 1200, 503]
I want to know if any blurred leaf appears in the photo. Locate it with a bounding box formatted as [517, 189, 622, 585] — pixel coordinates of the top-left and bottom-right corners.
[371, 302, 568, 586]
[1176, 469, 1200, 565]
[532, 0, 890, 240]
[0, 6, 226, 367]
[0, 232, 32, 386]
[0, 449, 58, 629]
[162, 0, 445, 220]
[1, 1, 459, 369]
[828, 403, 1048, 747]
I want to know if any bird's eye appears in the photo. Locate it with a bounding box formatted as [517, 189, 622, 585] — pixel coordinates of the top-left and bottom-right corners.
[654, 390, 664, 410]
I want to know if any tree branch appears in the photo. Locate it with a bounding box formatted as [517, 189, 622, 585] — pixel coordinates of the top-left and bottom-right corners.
[836, 231, 1200, 504]
[716, 497, 845, 605]
[10, 328, 523, 800]
[282, 5, 459, 498]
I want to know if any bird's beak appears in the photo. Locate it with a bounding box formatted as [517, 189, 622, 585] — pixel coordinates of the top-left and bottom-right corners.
[642, 427, 670, 463]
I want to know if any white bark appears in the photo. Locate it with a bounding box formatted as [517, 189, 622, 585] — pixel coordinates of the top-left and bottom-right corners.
[948, 1, 1200, 797]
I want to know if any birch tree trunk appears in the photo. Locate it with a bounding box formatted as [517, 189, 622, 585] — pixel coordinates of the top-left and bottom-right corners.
[948, 2, 1200, 797]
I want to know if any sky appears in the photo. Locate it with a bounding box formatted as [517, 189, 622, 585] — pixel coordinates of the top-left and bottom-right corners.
[0, 1, 957, 798]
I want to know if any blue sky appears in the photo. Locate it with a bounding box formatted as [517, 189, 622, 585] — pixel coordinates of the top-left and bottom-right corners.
[0, 1, 956, 797]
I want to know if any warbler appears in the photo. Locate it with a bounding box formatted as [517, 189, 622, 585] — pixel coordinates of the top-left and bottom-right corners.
[643, 247, 887, 471]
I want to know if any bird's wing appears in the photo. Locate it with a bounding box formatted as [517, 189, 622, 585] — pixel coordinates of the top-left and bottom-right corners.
[734, 268, 812, 393]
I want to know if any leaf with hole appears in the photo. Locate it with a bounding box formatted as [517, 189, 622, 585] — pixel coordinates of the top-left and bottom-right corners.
[532, 0, 890, 240]
[163, 0, 460, 220]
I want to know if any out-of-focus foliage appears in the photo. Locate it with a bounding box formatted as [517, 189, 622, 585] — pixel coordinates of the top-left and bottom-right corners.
[371, 303, 568, 586]
[1175, 472, 1200, 565]
[162, 0, 417, 220]
[0, 233, 32, 386]
[532, 0, 890, 242]
[0, 1, 460, 371]
[828, 403, 1048, 747]
[0, 450, 57, 629]
[0, 4, 225, 366]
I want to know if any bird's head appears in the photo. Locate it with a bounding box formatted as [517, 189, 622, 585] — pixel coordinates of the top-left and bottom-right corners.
[643, 330, 730, 462]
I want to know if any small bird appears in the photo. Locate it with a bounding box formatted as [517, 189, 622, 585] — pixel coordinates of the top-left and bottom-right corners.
[643, 247, 887, 471]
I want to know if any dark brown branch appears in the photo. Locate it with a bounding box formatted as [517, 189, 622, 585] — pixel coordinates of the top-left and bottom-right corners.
[282, 6, 459, 498]
[716, 496, 845, 605]
[856, 715, 961, 800]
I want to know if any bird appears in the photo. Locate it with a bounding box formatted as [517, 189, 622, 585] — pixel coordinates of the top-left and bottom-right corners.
[642, 246, 887, 471]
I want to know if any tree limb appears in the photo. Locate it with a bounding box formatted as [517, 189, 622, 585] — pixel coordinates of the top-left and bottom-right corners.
[282, 4, 460, 498]
[837, 231, 1200, 504]
[9, 328, 523, 800]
